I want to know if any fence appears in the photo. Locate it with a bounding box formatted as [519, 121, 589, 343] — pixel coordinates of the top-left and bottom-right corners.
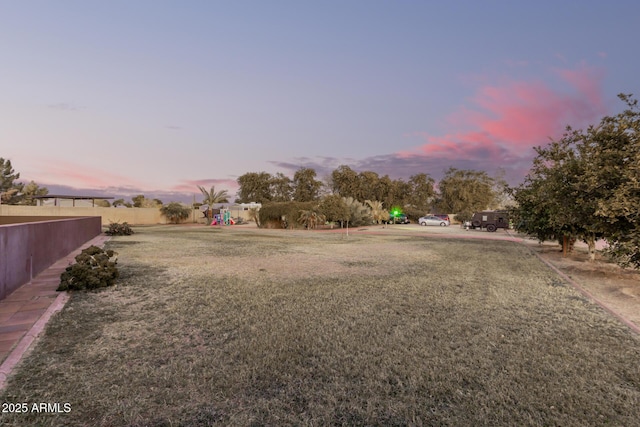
[0, 216, 102, 300]
[0, 205, 258, 226]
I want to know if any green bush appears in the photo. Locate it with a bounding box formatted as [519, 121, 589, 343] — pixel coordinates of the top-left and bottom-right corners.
[160, 202, 192, 224]
[105, 221, 134, 236]
[58, 246, 119, 291]
[258, 202, 316, 229]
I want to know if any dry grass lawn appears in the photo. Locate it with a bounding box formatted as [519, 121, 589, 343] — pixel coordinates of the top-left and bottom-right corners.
[1, 225, 639, 426]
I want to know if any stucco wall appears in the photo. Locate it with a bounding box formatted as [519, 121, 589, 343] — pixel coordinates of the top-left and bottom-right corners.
[0, 205, 256, 225]
[0, 216, 102, 300]
[0, 205, 169, 226]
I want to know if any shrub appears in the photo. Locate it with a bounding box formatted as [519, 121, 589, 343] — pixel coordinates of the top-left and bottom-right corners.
[160, 202, 192, 224]
[258, 202, 316, 229]
[58, 246, 119, 291]
[105, 221, 134, 236]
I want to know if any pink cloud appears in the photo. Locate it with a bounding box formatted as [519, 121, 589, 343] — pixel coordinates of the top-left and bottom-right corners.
[400, 63, 607, 178]
[30, 159, 147, 190]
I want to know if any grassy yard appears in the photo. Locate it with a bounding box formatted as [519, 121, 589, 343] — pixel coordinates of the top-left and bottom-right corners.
[1, 226, 639, 426]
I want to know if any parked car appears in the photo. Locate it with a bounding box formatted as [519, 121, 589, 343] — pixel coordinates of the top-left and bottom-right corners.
[418, 215, 450, 227]
[387, 213, 410, 224]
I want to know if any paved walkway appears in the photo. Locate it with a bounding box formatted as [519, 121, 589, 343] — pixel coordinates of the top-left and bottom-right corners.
[0, 234, 110, 389]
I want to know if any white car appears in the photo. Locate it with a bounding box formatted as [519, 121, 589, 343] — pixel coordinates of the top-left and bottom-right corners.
[418, 216, 450, 227]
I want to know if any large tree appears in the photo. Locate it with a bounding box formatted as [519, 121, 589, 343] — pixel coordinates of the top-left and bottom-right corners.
[437, 168, 495, 216]
[330, 165, 359, 198]
[270, 172, 293, 202]
[0, 158, 24, 204]
[407, 173, 435, 213]
[236, 172, 273, 203]
[357, 171, 382, 202]
[292, 167, 322, 202]
[585, 95, 640, 267]
[511, 131, 601, 258]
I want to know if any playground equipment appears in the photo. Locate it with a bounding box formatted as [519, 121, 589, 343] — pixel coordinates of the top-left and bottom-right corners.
[210, 209, 236, 226]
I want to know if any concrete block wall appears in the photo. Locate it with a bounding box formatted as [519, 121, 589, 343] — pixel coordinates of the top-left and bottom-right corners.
[0, 205, 257, 225]
[0, 216, 102, 300]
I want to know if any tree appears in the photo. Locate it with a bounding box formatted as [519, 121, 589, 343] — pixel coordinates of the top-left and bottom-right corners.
[437, 168, 495, 216]
[236, 172, 273, 203]
[132, 195, 161, 208]
[407, 173, 435, 214]
[298, 209, 326, 229]
[490, 168, 511, 209]
[292, 167, 322, 202]
[330, 165, 359, 198]
[365, 200, 389, 224]
[16, 180, 49, 205]
[160, 202, 191, 224]
[357, 171, 382, 202]
[511, 134, 597, 257]
[318, 194, 350, 225]
[343, 196, 372, 227]
[198, 185, 230, 219]
[270, 172, 293, 202]
[378, 175, 398, 210]
[585, 95, 640, 267]
[0, 158, 24, 204]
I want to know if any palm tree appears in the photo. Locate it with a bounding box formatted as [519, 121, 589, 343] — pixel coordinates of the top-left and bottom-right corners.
[343, 197, 372, 227]
[365, 200, 389, 225]
[298, 209, 326, 230]
[197, 185, 229, 219]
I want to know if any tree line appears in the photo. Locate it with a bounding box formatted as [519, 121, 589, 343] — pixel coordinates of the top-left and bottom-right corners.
[236, 165, 504, 222]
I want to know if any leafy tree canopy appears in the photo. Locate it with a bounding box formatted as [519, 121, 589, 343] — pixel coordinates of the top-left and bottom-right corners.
[236, 172, 273, 203]
[292, 167, 322, 202]
[437, 168, 495, 216]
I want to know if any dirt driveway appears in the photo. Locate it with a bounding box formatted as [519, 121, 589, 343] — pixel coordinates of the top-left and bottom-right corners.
[305, 223, 640, 333]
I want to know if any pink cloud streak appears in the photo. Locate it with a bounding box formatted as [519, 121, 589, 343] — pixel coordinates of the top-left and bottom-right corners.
[30, 159, 148, 191]
[399, 63, 607, 176]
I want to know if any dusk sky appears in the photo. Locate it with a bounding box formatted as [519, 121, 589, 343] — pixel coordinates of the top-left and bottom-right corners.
[2, 1, 639, 204]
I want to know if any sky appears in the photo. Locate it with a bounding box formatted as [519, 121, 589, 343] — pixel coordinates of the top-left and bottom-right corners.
[2, 1, 639, 204]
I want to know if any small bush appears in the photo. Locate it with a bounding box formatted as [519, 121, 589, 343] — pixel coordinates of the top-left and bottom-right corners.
[258, 202, 316, 229]
[105, 221, 134, 236]
[58, 245, 119, 291]
[160, 202, 192, 224]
